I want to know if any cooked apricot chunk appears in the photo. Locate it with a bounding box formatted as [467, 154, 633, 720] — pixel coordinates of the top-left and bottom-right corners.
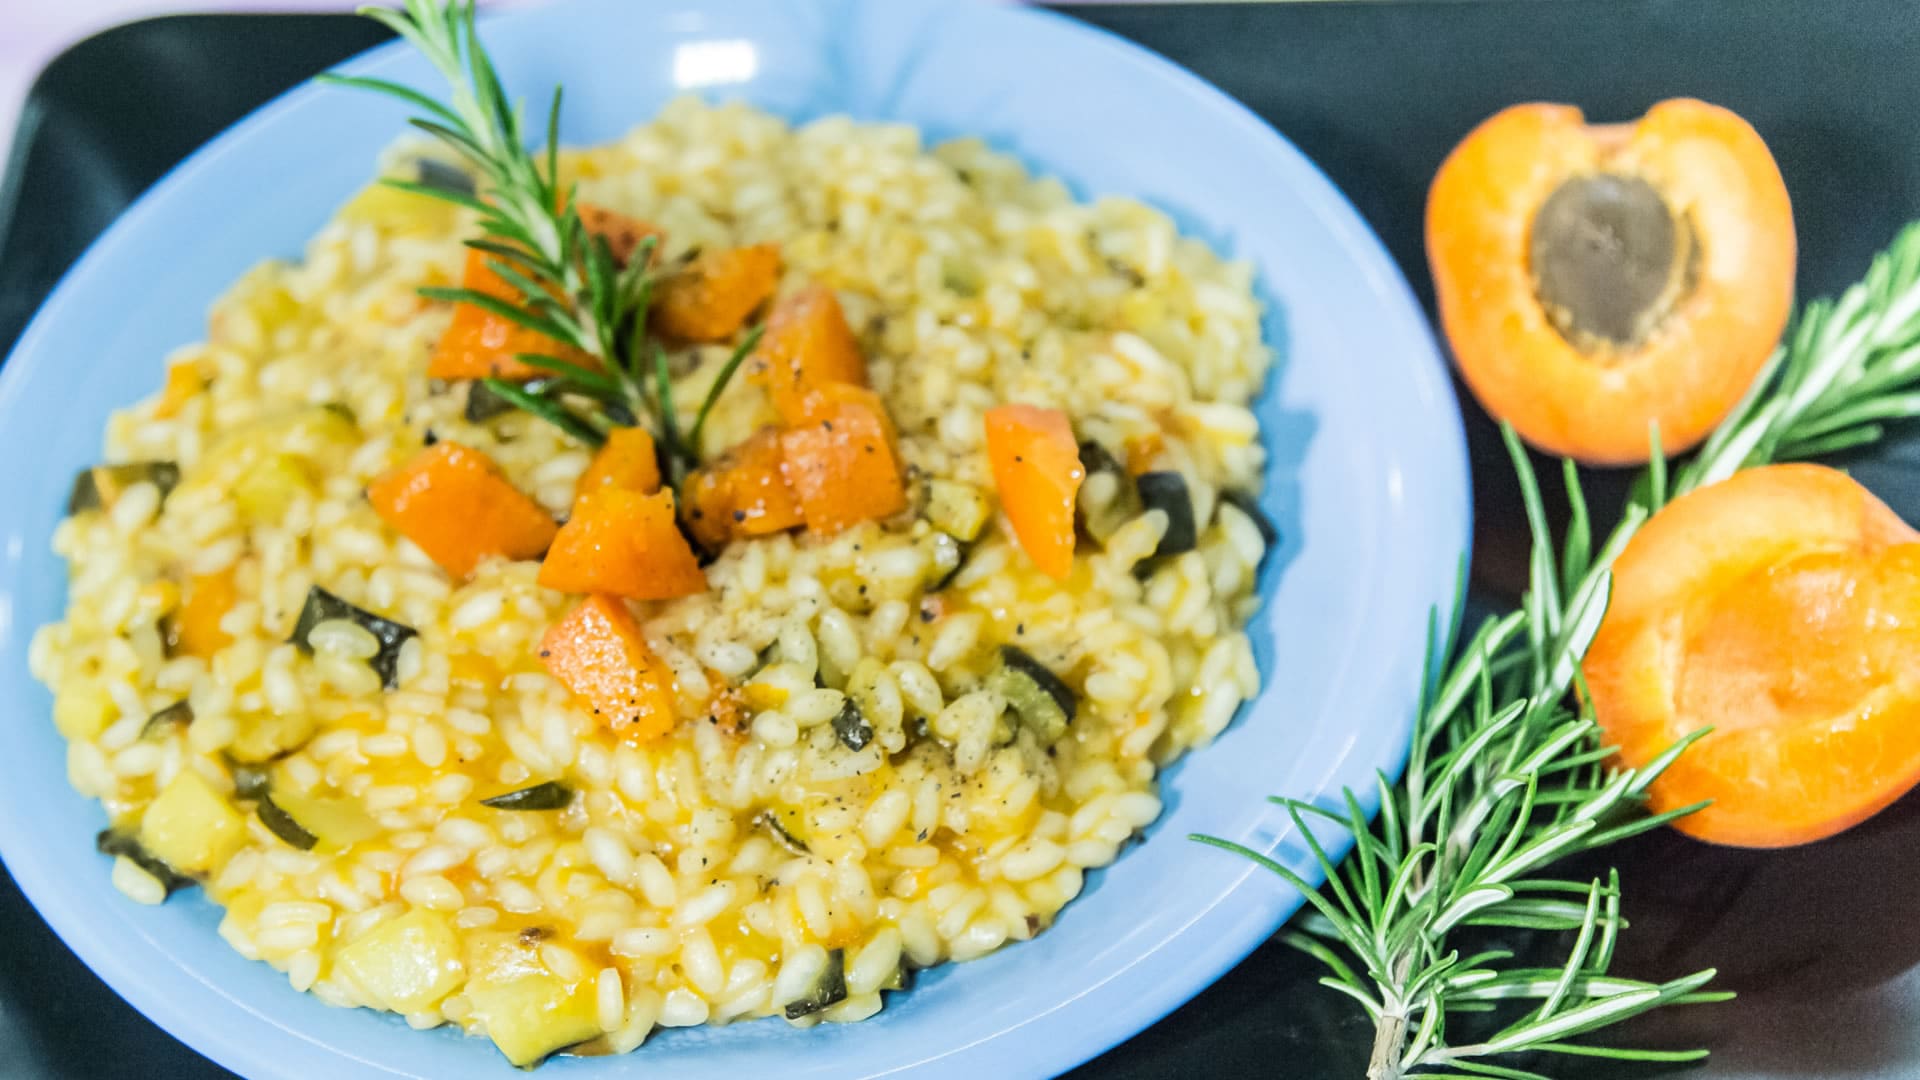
[428, 205, 657, 380]
[683, 427, 806, 550]
[428, 248, 593, 381]
[984, 404, 1084, 580]
[574, 202, 662, 266]
[540, 595, 677, 741]
[1428, 99, 1795, 463]
[539, 488, 706, 600]
[779, 385, 906, 534]
[749, 285, 868, 425]
[368, 442, 558, 578]
[172, 568, 238, 659]
[573, 426, 661, 505]
[655, 244, 781, 342]
[1585, 464, 1920, 847]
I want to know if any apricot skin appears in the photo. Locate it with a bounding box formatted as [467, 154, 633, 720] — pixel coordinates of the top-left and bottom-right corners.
[1427, 99, 1796, 465]
[1584, 465, 1920, 848]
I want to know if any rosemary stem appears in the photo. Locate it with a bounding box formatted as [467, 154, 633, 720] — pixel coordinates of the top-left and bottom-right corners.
[1367, 965, 1414, 1080]
[1366, 1016, 1407, 1080]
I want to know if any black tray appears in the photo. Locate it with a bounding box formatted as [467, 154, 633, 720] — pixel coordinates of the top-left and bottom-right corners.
[7, 3, 1920, 1077]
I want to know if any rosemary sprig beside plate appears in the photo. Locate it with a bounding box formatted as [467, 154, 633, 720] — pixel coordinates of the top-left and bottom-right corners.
[1201, 221, 1920, 1079]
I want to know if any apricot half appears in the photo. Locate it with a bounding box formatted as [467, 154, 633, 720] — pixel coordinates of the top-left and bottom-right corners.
[1428, 100, 1795, 464]
[1585, 465, 1920, 847]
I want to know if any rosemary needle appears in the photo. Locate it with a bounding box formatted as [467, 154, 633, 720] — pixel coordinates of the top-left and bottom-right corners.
[323, 0, 756, 477]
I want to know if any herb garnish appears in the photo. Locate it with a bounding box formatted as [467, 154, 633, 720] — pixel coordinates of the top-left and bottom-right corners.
[1199, 221, 1920, 1078]
[323, 0, 756, 481]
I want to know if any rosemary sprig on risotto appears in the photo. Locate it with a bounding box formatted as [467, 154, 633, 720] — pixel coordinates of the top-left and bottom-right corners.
[322, 0, 757, 475]
[1199, 220, 1920, 1079]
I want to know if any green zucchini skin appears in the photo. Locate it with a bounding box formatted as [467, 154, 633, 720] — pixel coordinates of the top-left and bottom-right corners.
[480, 781, 575, 811]
[926, 544, 972, 593]
[757, 810, 812, 856]
[1135, 471, 1197, 556]
[1219, 488, 1278, 553]
[142, 700, 194, 738]
[229, 760, 273, 802]
[1076, 440, 1126, 479]
[257, 795, 320, 851]
[66, 462, 181, 516]
[464, 377, 551, 422]
[96, 829, 195, 896]
[831, 699, 874, 752]
[289, 586, 418, 690]
[414, 157, 476, 197]
[783, 948, 849, 1019]
[993, 645, 1076, 747]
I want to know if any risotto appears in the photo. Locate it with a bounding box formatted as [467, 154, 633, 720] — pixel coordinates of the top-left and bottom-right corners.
[31, 97, 1270, 1064]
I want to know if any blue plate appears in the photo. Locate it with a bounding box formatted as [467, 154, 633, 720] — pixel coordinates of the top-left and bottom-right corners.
[0, 0, 1468, 1076]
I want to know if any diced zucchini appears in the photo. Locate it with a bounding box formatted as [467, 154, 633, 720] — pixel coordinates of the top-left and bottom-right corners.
[465, 377, 552, 423]
[922, 479, 991, 542]
[757, 809, 811, 856]
[53, 687, 116, 741]
[479, 781, 574, 811]
[466, 971, 602, 1067]
[1219, 488, 1278, 553]
[831, 699, 873, 752]
[256, 795, 318, 851]
[289, 586, 417, 690]
[912, 531, 966, 595]
[176, 405, 356, 517]
[414, 157, 476, 197]
[1077, 440, 1126, 478]
[233, 453, 316, 522]
[142, 700, 194, 738]
[96, 829, 195, 897]
[927, 541, 972, 594]
[67, 462, 180, 516]
[766, 800, 860, 861]
[881, 960, 914, 993]
[782, 948, 848, 1020]
[337, 909, 467, 1014]
[227, 710, 318, 763]
[228, 759, 273, 801]
[991, 645, 1076, 748]
[230, 756, 378, 851]
[271, 785, 381, 850]
[139, 770, 246, 875]
[1075, 441, 1140, 543]
[1136, 471, 1197, 556]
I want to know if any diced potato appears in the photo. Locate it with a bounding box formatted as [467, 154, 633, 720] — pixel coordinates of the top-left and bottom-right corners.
[466, 971, 602, 1067]
[234, 454, 315, 522]
[336, 909, 466, 1013]
[54, 687, 116, 741]
[140, 770, 245, 875]
[271, 785, 379, 851]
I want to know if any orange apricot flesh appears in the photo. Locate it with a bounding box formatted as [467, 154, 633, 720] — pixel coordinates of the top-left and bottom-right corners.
[1427, 99, 1795, 464]
[1584, 464, 1920, 847]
